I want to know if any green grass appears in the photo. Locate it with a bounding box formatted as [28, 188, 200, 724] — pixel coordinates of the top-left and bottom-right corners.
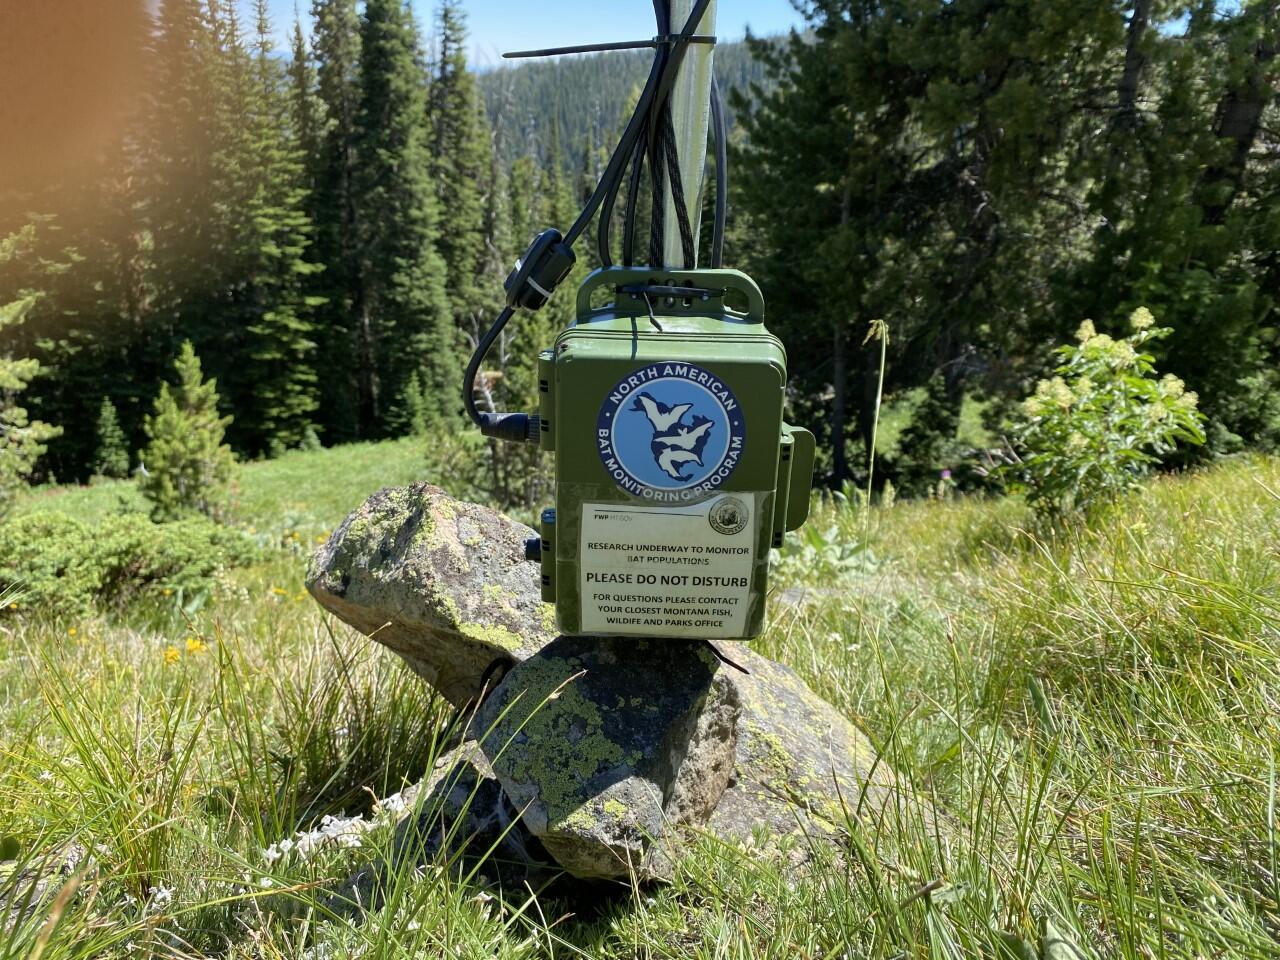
[2, 445, 1279, 957]
[14, 437, 428, 537]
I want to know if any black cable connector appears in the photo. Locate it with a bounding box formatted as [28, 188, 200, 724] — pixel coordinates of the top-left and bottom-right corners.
[505, 229, 576, 311]
[479, 412, 540, 443]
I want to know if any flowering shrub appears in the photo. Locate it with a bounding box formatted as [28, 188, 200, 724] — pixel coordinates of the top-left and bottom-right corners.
[1006, 308, 1205, 522]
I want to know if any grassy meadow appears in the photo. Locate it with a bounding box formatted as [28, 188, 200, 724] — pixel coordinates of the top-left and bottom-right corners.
[1, 444, 1278, 958]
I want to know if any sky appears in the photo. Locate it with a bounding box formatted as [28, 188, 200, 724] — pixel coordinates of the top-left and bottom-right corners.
[268, 0, 806, 69]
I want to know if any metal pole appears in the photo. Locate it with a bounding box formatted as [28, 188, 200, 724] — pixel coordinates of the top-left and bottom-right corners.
[662, 0, 717, 270]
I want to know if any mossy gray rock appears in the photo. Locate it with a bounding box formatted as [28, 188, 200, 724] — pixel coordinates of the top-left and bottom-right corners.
[474, 635, 740, 878]
[306, 483, 554, 708]
[311, 484, 927, 882]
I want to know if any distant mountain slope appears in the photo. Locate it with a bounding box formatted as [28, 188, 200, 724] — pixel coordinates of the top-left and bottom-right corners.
[477, 37, 775, 169]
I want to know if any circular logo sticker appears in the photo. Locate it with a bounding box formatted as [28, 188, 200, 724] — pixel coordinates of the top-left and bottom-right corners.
[596, 361, 746, 501]
[708, 496, 749, 535]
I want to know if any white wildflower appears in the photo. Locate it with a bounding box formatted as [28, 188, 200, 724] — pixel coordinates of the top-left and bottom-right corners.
[146, 885, 175, 914]
[1129, 306, 1155, 331]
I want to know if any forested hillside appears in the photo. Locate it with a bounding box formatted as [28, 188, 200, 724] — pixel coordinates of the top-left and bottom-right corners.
[477, 37, 769, 169]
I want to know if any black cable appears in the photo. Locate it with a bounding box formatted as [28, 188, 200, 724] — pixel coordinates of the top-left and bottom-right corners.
[462, 306, 518, 431]
[595, 138, 628, 267]
[648, 115, 667, 267]
[660, 102, 697, 268]
[503, 35, 715, 59]
[621, 131, 647, 266]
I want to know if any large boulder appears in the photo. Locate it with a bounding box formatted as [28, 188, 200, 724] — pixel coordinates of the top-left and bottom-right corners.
[308, 484, 927, 883]
[307, 483, 555, 708]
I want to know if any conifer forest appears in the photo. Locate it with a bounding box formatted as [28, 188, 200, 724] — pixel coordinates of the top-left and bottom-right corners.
[2, 0, 1278, 494]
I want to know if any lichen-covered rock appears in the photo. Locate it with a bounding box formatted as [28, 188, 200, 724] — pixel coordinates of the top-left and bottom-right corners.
[311, 484, 933, 884]
[474, 635, 740, 879]
[473, 639, 910, 880]
[709, 650, 915, 849]
[306, 483, 555, 708]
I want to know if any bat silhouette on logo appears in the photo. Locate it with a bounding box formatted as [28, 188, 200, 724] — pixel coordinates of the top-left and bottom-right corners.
[631, 393, 692, 433]
[657, 448, 702, 480]
[626, 390, 716, 481]
[652, 419, 712, 451]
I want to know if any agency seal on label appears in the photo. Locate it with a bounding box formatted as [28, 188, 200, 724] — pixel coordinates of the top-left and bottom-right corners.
[708, 496, 749, 535]
[596, 361, 746, 501]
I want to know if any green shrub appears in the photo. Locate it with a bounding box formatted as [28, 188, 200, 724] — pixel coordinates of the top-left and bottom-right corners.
[0, 511, 262, 620]
[1005, 307, 1205, 522]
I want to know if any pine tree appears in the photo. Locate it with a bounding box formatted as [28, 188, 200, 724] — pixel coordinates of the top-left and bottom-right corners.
[139, 0, 225, 381]
[287, 17, 322, 194]
[0, 226, 62, 518]
[310, 0, 363, 442]
[139, 341, 236, 522]
[430, 0, 489, 341]
[356, 0, 459, 435]
[227, 0, 322, 456]
[93, 397, 130, 479]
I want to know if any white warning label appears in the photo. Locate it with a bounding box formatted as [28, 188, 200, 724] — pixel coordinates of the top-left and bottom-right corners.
[579, 495, 757, 637]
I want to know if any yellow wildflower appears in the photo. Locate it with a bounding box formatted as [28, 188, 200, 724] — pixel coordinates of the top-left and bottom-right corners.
[163, 646, 181, 665]
[8, 602, 17, 610]
[67, 627, 77, 638]
[185, 636, 208, 655]
[314, 535, 326, 544]
[1129, 306, 1155, 331]
[162, 587, 173, 597]
[1075, 319, 1097, 343]
[271, 586, 287, 596]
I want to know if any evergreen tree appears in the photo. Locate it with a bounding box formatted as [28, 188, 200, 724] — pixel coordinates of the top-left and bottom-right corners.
[287, 17, 322, 194]
[139, 341, 236, 522]
[224, 0, 322, 456]
[138, 0, 225, 380]
[93, 397, 130, 479]
[430, 0, 490, 342]
[309, 0, 363, 442]
[0, 226, 62, 518]
[355, 0, 459, 434]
